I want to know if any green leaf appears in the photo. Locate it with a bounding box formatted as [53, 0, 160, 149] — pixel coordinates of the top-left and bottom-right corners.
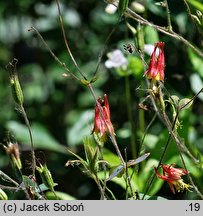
[144, 26, 159, 44]
[103, 148, 121, 166]
[128, 56, 144, 78]
[106, 164, 124, 181]
[170, 95, 180, 107]
[187, 0, 203, 13]
[118, 0, 129, 17]
[45, 191, 76, 200]
[83, 136, 96, 164]
[178, 98, 193, 110]
[83, 136, 99, 173]
[6, 121, 67, 154]
[37, 183, 58, 193]
[127, 153, 150, 167]
[188, 48, 203, 78]
[190, 74, 203, 101]
[115, 56, 143, 78]
[67, 110, 94, 146]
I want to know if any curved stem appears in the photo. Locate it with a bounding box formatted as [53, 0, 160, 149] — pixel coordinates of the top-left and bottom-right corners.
[29, 27, 79, 81]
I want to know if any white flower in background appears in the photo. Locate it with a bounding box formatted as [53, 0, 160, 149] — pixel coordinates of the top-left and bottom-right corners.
[105, 4, 117, 14]
[105, 49, 128, 69]
[144, 44, 160, 57]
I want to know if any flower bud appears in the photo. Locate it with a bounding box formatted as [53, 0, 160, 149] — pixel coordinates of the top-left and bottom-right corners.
[144, 42, 165, 82]
[92, 94, 115, 143]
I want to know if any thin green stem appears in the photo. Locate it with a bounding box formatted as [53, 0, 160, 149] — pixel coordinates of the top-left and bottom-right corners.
[0, 185, 19, 190]
[124, 148, 136, 199]
[20, 106, 36, 177]
[0, 170, 19, 186]
[56, 0, 87, 81]
[125, 76, 137, 159]
[138, 103, 145, 134]
[29, 27, 79, 81]
[139, 113, 157, 156]
[95, 174, 106, 199]
[142, 110, 177, 199]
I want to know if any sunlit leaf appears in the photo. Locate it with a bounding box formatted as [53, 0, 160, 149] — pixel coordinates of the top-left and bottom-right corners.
[187, 0, 203, 13]
[144, 26, 159, 44]
[67, 110, 94, 146]
[127, 153, 150, 167]
[6, 121, 67, 154]
[178, 98, 193, 110]
[190, 74, 203, 101]
[106, 164, 124, 181]
[46, 191, 76, 200]
[188, 48, 203, 78]
[170, 95, 180, 107]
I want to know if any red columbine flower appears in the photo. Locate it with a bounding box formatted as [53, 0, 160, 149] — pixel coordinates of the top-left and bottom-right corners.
[154, 164, 192, 194]
[145, 42, 165, 81]
[92, 94, 114, 141]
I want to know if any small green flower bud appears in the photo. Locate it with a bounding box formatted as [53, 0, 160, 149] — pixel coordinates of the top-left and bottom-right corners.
[0, 188, 8, 200]
[36, 163, 55, 191]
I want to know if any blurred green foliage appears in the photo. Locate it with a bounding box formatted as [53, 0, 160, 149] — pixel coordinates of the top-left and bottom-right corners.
[0, 0, 203, 199]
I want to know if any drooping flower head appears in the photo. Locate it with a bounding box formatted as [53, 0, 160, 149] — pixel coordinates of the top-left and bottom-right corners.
[145, 42, 165, 81]
[154, 163, 192, 194]
[92, 94, 114, 142]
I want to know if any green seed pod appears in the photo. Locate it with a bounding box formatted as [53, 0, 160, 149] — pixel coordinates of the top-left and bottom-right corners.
[10, 75, 24, 106]
[118, 0, 129, 17]
[0, 188, 8, 200]
[36, 163, 55, 191]
[137, 23, 144, 52]
[6, 59, 24, 106]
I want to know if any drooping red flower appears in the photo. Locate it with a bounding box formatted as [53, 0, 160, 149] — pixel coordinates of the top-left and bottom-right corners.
[154, 163, 192, 194]
[145, 42, 165, 81]
[92, 94, 114, 141]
